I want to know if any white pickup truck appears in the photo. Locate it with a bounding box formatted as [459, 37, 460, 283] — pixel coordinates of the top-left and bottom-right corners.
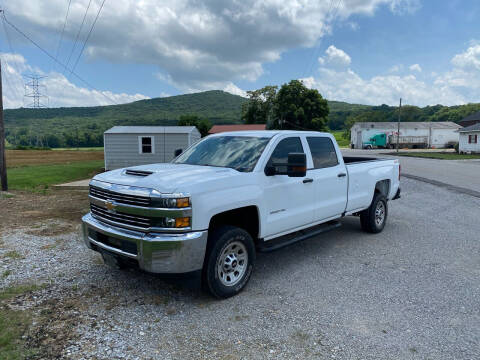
[82, 130, 400, 298]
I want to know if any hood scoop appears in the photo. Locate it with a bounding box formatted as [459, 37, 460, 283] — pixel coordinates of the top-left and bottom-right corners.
[125, 169, 153, 177]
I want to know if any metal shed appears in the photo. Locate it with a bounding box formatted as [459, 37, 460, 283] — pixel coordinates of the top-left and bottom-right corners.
[104, 126, 201, 170]
[350, 122, 461, 149]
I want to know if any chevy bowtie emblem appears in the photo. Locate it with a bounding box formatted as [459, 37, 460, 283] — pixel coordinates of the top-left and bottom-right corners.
[105, 200, 116, 212]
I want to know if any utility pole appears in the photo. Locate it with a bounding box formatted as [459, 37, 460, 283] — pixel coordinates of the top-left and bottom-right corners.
[396, 98, 402, 152]
[0, 60, 8, 191]
[24, 74, 48, 108]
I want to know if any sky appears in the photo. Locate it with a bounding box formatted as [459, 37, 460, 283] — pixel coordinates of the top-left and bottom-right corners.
[0, 0, 479, 109]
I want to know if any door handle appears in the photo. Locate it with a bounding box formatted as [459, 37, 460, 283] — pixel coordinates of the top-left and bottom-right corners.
[303, 178, 314, 183]
[337, 173, 347, 178]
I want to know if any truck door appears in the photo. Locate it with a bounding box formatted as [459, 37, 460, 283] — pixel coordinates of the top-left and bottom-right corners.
[262, 136, 315, 237]
[306, 136, 348, 221]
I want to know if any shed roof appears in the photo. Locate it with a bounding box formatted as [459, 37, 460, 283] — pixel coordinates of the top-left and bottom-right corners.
[352, 121, 461, 130]
[209, 124, 266, 134]
[458, 123, 480, 132]
[104, 126, 198, 134]
[460, 111, 480, 123]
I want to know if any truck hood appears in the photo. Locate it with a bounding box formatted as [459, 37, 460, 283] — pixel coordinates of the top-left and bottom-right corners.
[93, 163, 240, 193]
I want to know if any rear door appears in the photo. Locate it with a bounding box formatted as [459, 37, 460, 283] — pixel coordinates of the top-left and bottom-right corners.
[306, 136, 348, 221]
[262, 136, 315, 237]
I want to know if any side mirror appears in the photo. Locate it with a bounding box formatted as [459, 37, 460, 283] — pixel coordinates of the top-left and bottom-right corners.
[287, 153, 307, 177]
[264, 165, 276, 176]
[174, 149, 183, 157]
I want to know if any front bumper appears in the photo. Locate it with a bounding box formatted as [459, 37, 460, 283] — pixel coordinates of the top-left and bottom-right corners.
[82, 213, 208, 273]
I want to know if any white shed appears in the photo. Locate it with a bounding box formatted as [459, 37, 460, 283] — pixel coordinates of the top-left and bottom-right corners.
[458, 123, 480, 154]
[350, 121, 461, 149]
[104, 126, 201, 170]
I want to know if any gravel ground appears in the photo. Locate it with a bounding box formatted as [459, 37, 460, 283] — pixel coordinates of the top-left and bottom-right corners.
[1, 178, 479, 359]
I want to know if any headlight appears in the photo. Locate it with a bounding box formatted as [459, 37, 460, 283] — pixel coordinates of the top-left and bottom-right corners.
[154, 217, 191, 228]
[152, 197, 190, 208]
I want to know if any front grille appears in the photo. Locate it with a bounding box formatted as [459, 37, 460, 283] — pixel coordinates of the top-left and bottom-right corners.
[125, 169, 153, 177]
[90, 186, 151, 207]
[90, 204, 151, 230]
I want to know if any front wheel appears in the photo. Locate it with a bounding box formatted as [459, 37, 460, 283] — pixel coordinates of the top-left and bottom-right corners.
[360, 193, 388, 233]
[203, 226, 255, 298]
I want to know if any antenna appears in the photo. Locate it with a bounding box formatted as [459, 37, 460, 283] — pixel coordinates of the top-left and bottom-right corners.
[24, 74, 49, 108]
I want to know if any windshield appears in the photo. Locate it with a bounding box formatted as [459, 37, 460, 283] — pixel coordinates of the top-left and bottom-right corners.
[173, 136, 271, 172]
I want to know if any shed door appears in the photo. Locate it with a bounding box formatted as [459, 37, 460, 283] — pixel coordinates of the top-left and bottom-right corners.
[356, 131, 363, 149]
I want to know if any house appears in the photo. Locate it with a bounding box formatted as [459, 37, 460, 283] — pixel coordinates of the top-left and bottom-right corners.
[103, 126, 201, 170]
[459, 111, 480, 128]
[350, 122, 461, 149]
[458, 123, 480, 154]
[208, 124, 266, 134]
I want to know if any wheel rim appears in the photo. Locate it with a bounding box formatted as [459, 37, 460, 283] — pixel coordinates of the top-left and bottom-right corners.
[375, 201, 386, 227]
[216, 241, 248, 287]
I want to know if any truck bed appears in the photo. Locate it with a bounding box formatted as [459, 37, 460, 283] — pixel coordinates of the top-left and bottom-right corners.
[343, 156, 383, 164]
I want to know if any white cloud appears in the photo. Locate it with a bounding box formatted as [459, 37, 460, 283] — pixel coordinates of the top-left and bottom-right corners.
[4, 0, 419, 93]
[302, 44, 480, 106]
[1, 52, 148, 108]
[451, 44, 480, 71]
[409, 63, 422, 72]
[388, 64, 403, 73]
[223, 83, 247, 97]
[389, 0, 422, 15]
[319, 45, 352, 67]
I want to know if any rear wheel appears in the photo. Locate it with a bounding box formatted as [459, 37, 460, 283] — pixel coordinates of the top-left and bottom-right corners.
[203, 226, 255, 298]
[360, 193, 388, 233]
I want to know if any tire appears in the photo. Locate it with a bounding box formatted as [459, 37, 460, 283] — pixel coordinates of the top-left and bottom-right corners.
[360, 193, 388, 233]
[203, 226, 256, 298]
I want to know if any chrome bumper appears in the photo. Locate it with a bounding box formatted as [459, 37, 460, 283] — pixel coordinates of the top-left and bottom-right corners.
[82, 213, 208, 273]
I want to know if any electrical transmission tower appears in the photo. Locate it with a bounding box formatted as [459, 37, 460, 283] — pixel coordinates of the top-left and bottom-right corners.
[24, 74, 48, 108]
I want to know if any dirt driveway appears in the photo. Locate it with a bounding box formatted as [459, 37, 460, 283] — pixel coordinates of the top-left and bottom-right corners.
[1, 179, 479, 359]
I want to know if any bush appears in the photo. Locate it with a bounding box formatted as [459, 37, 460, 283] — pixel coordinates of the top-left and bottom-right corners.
[454, 142, 459, 153]
[14, 145, 51, 151]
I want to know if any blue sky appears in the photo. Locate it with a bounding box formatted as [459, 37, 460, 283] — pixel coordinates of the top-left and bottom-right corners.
[1, 0, 479, 108]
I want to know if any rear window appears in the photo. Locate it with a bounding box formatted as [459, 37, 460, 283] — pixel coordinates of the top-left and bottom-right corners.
[307, 137, 339, 169]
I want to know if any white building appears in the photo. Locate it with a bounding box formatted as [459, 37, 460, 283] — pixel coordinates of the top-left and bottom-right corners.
[104, 126, 201, 170]
[458, 123, 480, 154]
[350, 122, 461, 149]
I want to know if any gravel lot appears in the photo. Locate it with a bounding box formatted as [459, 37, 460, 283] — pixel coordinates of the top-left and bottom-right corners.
[1, 177, 479, 359]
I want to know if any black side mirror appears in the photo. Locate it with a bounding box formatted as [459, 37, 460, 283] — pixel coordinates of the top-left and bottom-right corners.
[264, 165, 276, 176]
[287, 153, 307, 177]
[174, 149, 183, 157]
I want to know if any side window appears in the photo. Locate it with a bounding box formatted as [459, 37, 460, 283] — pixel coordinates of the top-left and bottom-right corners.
[267, 137, 304, 173]
[307, 137, 339, 169]
[139, 136, 154, 154]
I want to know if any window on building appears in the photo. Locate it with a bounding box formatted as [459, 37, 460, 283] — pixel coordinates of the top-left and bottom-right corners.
[267, 137, 304, 173]
[139, 136, 154, 154]
[468, 134, 478, 144]
[307, 137, 339, 169]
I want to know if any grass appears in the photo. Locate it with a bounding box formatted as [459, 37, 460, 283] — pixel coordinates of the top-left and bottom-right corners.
[392, 152, 480, 160]
[52, 147, 104, 151]
[0, 284, 43, 359]
[7, 160, 104, 191]
[330, 130, 349, 148]
[3, 251, 24, 260]
[6, 149, 104, 168]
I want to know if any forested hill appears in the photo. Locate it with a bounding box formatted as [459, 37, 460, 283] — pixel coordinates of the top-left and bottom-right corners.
[4, 89, 480, 148]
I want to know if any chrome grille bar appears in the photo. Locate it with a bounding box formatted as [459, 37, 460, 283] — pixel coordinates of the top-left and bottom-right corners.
[91, 204, 151, 229]
[90, 186, 151, 207]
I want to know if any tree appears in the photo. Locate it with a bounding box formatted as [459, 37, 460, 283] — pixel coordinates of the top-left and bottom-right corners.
[178, 114, 212, 137]
[241, 85, 278, 126]
[270, 80, 329, 131]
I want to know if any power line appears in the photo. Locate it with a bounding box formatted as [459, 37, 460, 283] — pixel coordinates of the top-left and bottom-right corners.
[70, 0, 107, 75]
[64, 0, 93, 72]
[1, 11, 118, 105]
[56, 0, 73, 60]
[24, 74, 48, 108]
[303, 0, 343, 79]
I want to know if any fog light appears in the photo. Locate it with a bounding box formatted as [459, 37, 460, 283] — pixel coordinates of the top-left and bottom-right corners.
[175, 217, 191, 228]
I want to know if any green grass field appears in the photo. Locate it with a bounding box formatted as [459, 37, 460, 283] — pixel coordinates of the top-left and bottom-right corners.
[8, 160, 104, 191]
[330, 130, 349, 147]
[392, 152, 480, 160]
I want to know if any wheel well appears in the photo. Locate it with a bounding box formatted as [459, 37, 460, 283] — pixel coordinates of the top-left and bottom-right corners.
[375, 179, 390, 197]
[209, 206, 260, 241]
